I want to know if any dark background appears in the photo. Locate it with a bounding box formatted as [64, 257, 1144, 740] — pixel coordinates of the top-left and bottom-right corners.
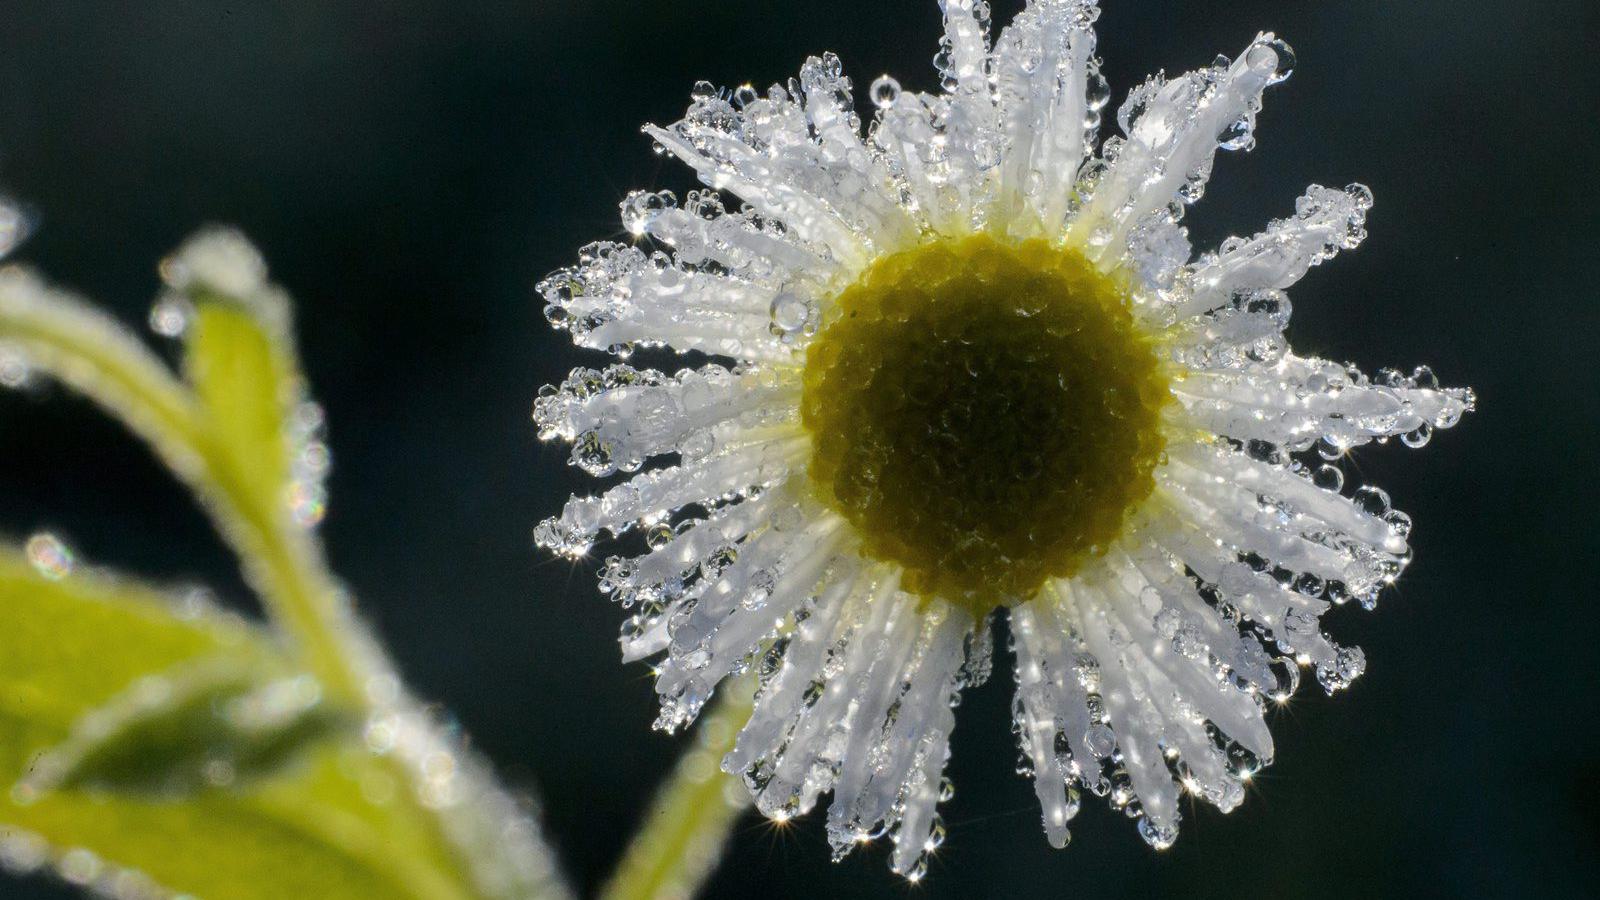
[0, 1, 1595, 897]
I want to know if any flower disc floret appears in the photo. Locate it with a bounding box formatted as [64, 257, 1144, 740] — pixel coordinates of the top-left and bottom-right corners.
[802, 234, 1169, 613]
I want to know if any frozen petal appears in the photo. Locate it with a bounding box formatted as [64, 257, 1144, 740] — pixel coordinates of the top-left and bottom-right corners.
[1070, 35, 1291, 267]
[1174, 184, 1375, 318]
[992, 0, 1103, 236]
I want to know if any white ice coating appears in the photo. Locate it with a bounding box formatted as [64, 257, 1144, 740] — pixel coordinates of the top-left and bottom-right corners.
[533, 0, 1472, 875]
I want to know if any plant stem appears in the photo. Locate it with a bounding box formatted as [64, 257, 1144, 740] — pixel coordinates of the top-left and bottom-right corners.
[0, 279, 572, 899]
[601, 684, 755, 900]
[0, 287, 361, 701]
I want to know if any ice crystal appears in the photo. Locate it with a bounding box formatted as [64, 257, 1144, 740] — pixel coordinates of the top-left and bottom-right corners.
[536, 0, 1472, 876]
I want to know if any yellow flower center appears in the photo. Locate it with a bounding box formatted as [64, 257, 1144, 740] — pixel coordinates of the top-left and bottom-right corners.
[800, 233, 1170, 616]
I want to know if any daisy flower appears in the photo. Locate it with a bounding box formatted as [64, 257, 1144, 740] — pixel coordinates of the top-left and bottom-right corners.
[535, 0, 1472, 879]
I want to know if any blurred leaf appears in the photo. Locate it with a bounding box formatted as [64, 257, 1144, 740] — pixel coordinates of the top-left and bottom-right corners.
[19, 656, 348, 797]
[0, 550, 481, 899]
[184, 298, 298, 515]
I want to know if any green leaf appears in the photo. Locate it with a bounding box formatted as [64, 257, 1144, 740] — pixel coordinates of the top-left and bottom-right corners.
[153, 227, 305, 523]
[0, 550, 480, 899]
[184, 298, 299, 516]
[18, 656, 349, 797]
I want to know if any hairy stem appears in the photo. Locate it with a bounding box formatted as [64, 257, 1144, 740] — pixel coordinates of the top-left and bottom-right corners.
[601, 684, 755, 900]
[0, 276, 570, 899]
[0, 286, 361, 700]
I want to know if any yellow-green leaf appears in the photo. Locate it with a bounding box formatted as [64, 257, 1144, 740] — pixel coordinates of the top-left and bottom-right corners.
[184, 299, 299, 516]
[0, 550, 481, 899]
[19, 655, 348, 797]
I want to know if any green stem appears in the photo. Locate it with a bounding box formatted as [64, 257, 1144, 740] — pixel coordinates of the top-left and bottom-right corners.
[0, 277, 568, 899]
[601, 684, 755, 900]
[0, 287, 361, 702]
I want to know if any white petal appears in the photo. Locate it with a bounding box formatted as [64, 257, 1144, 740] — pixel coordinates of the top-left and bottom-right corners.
[1069, 34, 1290, 267]
[725, 564, 865, 787]
[533, 431, 806, 556]
[1169, 354, 1475, 450]
[826, 597, 971, 877]
[534, 364, 799, 477]
[992, 0, 1102, 236]
[538, 243, 801, 363]
[741, 569, 906, 819]
[1175, 183, 1375, 318]
[1064, 579, 1184, 839]
[645, 66, 920, 270]
[612, 491, 785, 662]
[627, 189, 839, 287]
[654, 513, 850, 728]
[1010, 601, 1092, 847]
[1168, 441, 1405, 553]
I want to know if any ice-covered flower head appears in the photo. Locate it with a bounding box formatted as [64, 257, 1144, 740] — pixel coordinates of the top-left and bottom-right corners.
[535, 0, 1472, 878]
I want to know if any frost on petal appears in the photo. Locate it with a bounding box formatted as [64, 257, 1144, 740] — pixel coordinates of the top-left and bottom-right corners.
[1022, 568, 1271, 852]
[1069, 34, 1294, 268]
[532, 430, 807, 558]
[1170, 183, 1375, 320]
[1158, 454, 1405, 601]
[992, 0, 1104, 237]
[625, 189, 838, 291]
[644, 68, 919, 272]
[537, 241, 803, 363]
[534, 363, 800, 477]
[726, 572, 980, 879]
[1169, 354, 1476, 453]
[865, 0, 1002, 238]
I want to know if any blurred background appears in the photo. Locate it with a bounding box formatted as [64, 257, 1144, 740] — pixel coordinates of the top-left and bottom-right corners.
[0, 0, 1595, 897]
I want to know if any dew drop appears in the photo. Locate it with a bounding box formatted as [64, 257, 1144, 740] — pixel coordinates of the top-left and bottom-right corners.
[1084, 724, 1116, 758]
[57, 848, 101, 886]
[869, 75, 902, 109]
[1137, 816, 1178, 850]
[1353, 484, 1391, 517]
[148, 294, 193, 338]
[25, 532, 74, 581]
[646, 523, 674, 550]
[1085, 70, 1111, 111]
[0, 200, 33, 260]
[768, 291, 811, 334]
[0, 343, 30, 389]
[1401, 423, 1433, 448]
[1312, 464, 1344, 492]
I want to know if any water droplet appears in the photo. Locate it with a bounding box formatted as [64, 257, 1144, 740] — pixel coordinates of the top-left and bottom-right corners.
[1353, 485, 1391, 517]
[768, 291, 811, 334]
[1085, 70, 1111, 111]
[0, 200, 33, 260]
[1171, 625, 1206, 660]
[148, 294, 193, 337]
[646, 523, 674, 550]
[1137, 816, 1178, 850]
[25, 533, 74, 580]
[1401, 423, 1433, 448]
[1084, 724, 1116, 758]
[1263, 37, 1296, 85]
[0, 344, 30, 389]
[869, 75, 902, 109]
[1312, 464, 1344, 492]
[620, 190, 675, 237]
[288, 481, 327, 527]
[1153, 607, 1182, 639]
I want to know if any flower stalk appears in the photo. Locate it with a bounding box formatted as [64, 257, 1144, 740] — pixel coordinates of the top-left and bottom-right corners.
[601, 683, 754, 900]
[0, 255, 573, 900]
